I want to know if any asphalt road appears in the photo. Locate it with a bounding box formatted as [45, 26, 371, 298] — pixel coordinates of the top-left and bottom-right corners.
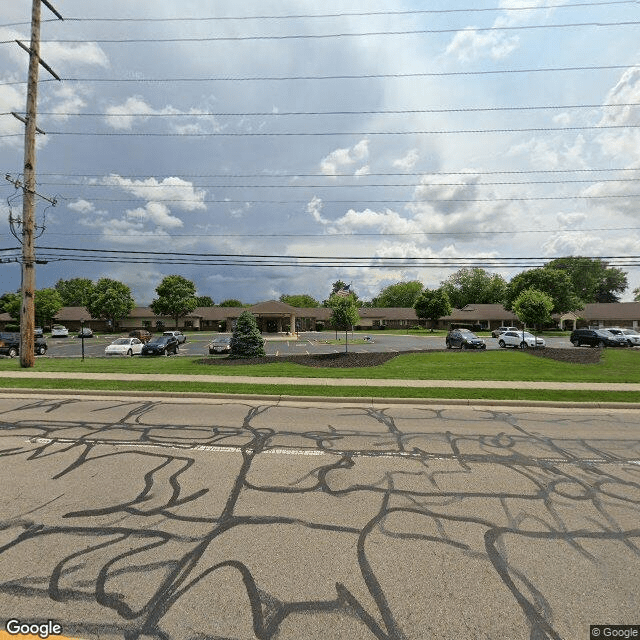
[39, 331, 575, 359]
[0, 394, 638, 639]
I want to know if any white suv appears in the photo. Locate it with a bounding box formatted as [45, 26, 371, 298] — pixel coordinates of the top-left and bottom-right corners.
[498, 330, 545, 349]
[491, 326, 518, 338]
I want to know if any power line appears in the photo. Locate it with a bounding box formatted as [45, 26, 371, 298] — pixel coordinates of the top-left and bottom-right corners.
[3, 64, 638, 86]
[2, 1, 634, 27]
[13, 102, 640, 118]
[1, 122, 638, 139]
[2, 20, 639, 45]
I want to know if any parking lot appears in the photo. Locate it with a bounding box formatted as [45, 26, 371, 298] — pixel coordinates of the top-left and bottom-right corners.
[28, 331, 576, 359]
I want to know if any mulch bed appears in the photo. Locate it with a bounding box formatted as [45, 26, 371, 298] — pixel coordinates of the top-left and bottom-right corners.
[200, 347, 603, 368]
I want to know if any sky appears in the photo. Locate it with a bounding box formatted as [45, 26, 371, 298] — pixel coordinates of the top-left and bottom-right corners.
[2, 0, 640, 305]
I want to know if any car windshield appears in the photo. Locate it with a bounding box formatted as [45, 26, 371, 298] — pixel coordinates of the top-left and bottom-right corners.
[212, 337, 230, 343]
[148, 337, 167, 344]
[595, 330, 613, 336]
[464, 332, 478, 339]
[112, 338, 129, 345]
[623, 329, 639, 335]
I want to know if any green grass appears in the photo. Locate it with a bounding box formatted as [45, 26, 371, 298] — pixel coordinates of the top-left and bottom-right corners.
[1, 376, 638, 403]
[0, 349, 638, 382]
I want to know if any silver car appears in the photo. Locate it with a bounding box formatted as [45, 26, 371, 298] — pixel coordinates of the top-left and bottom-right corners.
[498, 330, 545, 349]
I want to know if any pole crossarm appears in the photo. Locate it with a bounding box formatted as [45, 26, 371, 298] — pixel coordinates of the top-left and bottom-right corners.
[15, 39, 61, 81]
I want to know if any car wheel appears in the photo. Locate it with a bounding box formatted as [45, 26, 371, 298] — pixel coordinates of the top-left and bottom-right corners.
[571, 340, 579, 347]
[498, 340, 506, 348]
[37, 346, 46, 355]
[127, 349, 133, 356]
[8, 347, 18, 358]
[446, 341, 451, 349]
[462, 343, 469, 349]
[519, 341, 528, 349]
[598, 340, 606, 348]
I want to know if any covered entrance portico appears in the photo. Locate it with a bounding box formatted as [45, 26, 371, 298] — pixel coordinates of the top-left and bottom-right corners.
[249, 300, 298, 334]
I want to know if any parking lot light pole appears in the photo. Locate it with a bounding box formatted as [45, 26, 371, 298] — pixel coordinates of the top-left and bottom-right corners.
[80, 319, 85, 361]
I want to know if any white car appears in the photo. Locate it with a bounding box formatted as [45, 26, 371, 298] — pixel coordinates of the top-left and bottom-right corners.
[105, 337, 143, 356]
[50, 324, 69, 337]
[605, 327, 640, 346]
[498, 330, 545, 349]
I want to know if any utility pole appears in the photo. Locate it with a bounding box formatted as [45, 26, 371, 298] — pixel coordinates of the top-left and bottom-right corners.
[18, 0, 62, 367]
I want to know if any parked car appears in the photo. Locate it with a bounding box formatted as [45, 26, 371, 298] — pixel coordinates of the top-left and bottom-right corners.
[491, 326, 518, 338]
[208, 335, 232, 354]
[446, 329, 486, 350]
[569, 328, 628, 348]
[602, 327, 640, 347]
[104, 337, 143, 356]
[163, 330, 187, 344]
[35, 327, 43, 338]
[77, 327, 94, 338]
[50, 324, 69, 337]
[0, 332, 48, 357]
[129, 329, 152, 343]
[619, 328, 640, 346]
[141, 334, 179, 356]
[498, 330, 546, 349]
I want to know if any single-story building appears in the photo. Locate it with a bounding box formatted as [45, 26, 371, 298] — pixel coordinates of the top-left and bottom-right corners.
[2, 300, 640, 333]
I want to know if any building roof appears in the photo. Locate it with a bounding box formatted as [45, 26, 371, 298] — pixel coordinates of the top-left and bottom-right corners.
[580, 302, 640, 320]
[54, 306, 92, 321]
[442, 304, 518, 322]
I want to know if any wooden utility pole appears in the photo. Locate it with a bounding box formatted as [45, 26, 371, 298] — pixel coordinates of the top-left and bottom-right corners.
[18, 0, 61, 367]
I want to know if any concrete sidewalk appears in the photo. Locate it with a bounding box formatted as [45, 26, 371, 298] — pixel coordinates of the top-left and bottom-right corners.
[0, 370, 639, 391]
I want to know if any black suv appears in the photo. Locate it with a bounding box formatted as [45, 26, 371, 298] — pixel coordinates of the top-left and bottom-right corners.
[446, 329, 486, 350]
[0, 332, 48, 357]
[569, 329, 628, 348]
[141, 334, 179, 356]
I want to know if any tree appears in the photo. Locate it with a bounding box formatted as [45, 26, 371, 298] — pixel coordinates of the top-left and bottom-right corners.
[505, 267, 580, 315]
[230, 310, 266, 358]
[1, 293, 21, 320]
[150, 275, 198, 329]
[546, 257, 628, 304]
[194, 295, 214, 307]
[328, 295, 360, 353]
[634, 287, 640, 302]
[55, 278, 95, 307]
[414, 288, 452, 330]
[86, 278, 135, 329]
[279, 294, 320, 307]
[372, 281, 423, 308]
[440, 268, 507, 309]
[34, 288, 63, 328]
[512, 288, 554, 332]
[219, 299, 243, 307]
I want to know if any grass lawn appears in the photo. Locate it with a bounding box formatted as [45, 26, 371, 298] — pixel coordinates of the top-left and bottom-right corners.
[0, 348, 638, 382]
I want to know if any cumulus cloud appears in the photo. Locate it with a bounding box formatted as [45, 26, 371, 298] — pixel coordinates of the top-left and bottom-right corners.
[446, 30, 519, 63]
[68, 199, 95, 214]
[320, 139, 369, 176]
[393, 149, 420, 171]
[104, 97, 221, 134]
[41, 41, 109, 69]
[126, 202, 184, 229]
[103, 174, 207, 211]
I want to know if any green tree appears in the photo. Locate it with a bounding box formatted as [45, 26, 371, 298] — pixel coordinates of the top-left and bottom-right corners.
[86, 278, 135, 330]
[219, 299, 243, 307]
[634, 287, 640, 302]
[512, 288, 554, 332]
[150, 275, 198, 329]
[1, 293, 21, 320]
[328, 295, 360, 353]
[55, 278, 95, 307]
[440, 268, 507, 309]
[0, 291, 20, 314]
[279, 294, 320, 307]
[230, 310, 266, 358]
[505, 267, 580, 315]
[372, 281, 423, 308]
[34, 288, 63, 328]
[414, 288, 452, 330]
[546, 256, 628, 304]
[194, 295, 214, 307]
